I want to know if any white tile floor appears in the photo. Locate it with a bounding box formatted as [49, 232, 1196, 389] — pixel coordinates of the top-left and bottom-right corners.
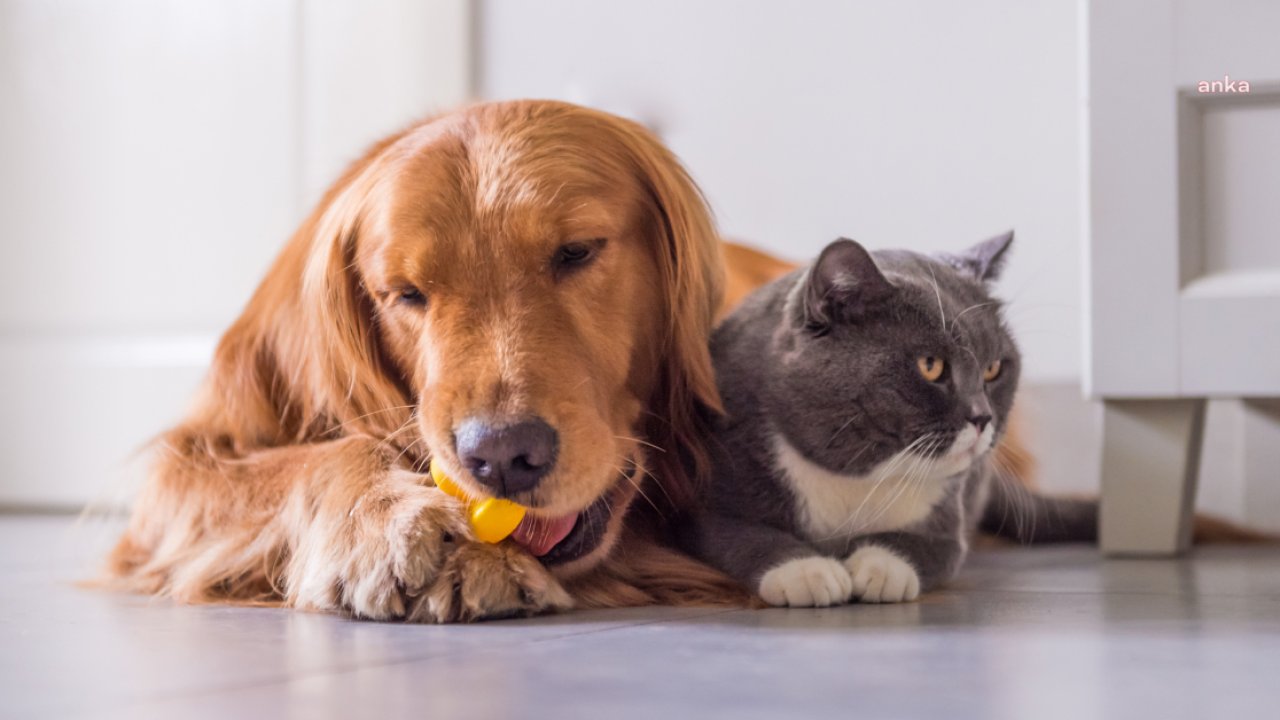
[2, 515, 1279, 720]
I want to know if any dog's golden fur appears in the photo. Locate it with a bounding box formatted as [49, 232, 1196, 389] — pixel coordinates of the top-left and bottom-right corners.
[105, 101, 751, 621]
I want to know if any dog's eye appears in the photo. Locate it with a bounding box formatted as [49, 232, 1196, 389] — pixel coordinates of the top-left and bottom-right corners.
[395, 287, 426, 307]
[553, 239, 605, 275]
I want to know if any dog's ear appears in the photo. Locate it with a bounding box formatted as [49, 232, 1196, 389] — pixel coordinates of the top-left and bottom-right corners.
[611, 118, 725, 507]
[193, 137, 412, 447]
[296, 159, 411, 437]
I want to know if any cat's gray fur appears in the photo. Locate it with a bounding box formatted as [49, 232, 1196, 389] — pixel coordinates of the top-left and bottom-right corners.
[681, 233, 1096, 606]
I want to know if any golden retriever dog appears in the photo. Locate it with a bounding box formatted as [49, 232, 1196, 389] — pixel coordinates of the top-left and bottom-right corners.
[105, 100, 749, 621]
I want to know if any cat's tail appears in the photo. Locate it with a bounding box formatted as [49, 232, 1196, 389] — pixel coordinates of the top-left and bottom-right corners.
[979, 475, 1278, 545]
[979, 478, 1098, 544]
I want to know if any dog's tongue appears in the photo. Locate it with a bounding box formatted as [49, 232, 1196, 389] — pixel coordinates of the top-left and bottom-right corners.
[511, 512, 578, 557]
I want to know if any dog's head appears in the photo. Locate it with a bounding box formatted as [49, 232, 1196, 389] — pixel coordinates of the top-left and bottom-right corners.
[293, 101, 722, 577]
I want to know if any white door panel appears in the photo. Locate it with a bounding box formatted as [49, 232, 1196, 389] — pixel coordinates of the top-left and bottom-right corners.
[1198, 98, 1280, 276]
[0, 0, 470, 508]
[0, 0, 298, 335]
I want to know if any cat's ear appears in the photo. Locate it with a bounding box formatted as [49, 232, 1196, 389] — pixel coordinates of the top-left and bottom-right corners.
[803, 238, 895, 330]
[949, 230, 1014, 283]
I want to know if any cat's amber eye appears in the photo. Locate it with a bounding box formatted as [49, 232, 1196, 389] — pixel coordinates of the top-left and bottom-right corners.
[984, 359, 1003, 382]
[917, 356, 945, 382]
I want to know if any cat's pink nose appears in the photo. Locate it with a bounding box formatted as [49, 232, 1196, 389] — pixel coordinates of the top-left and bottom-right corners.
[969, 415, 992, 432]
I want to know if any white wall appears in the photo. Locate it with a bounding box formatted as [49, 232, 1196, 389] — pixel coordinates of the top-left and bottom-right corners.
[0, 0, 470, 508]
[479, 0, 1083, 383]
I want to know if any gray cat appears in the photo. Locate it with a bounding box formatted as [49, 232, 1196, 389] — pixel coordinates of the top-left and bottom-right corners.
[682, 233, 1096, 606]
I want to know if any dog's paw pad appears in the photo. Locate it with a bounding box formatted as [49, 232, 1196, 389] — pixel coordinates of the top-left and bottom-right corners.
[412, 542, 573, 623]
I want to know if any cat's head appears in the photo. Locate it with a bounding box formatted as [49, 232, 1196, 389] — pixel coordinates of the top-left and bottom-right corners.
[767, 232, 1019, 479]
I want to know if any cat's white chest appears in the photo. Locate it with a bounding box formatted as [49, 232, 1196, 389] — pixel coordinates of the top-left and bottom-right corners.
[771, 432, 958, 541]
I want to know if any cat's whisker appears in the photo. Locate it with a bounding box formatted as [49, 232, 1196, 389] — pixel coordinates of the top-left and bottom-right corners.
[927, 264, 947, 331]
[903, 446, 930, 508]
[879, 434, 932, 478]
[898, 447, 940, 531]
[990, 464, 1021, 541]
[908, 438, 944, 506]
[994, 438, 1034, 462]
[861, 456, 923, 531]
[828, 433, 934, 540]
[824, 416, 862, 450]
[984, 454, 1015, 534]
[991, 453, 1040, 543]
[950, 301, 1000, 333]
[991, 441, 1041, 537]
[880, 444, 937, 524]
[990, 455, 1026, 540]
[838, 441, 876, 472]
[826, 452, 900, 540]
[826, 467, 889, 540]
[861, 435, 942, 531]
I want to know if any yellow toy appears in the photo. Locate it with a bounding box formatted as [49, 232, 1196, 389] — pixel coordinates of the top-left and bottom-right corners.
[430, 460, 527, 544]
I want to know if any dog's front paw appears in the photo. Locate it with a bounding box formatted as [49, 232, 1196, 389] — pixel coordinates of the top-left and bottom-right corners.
[291, 473, 472, 620]
[758, 556, 853, 607]
[844, 545, 920, 603]
[412, 541, 573, 623]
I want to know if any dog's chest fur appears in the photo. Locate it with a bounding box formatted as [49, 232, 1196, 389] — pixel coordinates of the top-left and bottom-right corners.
[771, 433, 955, 541]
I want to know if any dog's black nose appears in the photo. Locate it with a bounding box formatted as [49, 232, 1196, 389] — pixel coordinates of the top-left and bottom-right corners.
[454, 418, 558, 496]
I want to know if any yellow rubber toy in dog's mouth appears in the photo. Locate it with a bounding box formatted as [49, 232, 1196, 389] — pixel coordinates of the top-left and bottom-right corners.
[429, 460, 578, 555]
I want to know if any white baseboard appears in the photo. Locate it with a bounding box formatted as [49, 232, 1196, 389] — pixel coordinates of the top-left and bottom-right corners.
[0, 334, 214, 509]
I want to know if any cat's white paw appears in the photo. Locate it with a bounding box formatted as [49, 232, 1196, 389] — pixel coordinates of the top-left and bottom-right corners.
[758, 556, 854, 607]
[845, 545, 920, 603]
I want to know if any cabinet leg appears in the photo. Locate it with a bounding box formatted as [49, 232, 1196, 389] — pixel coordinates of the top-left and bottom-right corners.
[1243, 400, 1280, 534]
[1099, 399, 1206, 556]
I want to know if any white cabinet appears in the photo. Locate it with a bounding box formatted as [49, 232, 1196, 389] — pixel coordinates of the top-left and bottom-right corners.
[1086, 0, 1280, 554]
